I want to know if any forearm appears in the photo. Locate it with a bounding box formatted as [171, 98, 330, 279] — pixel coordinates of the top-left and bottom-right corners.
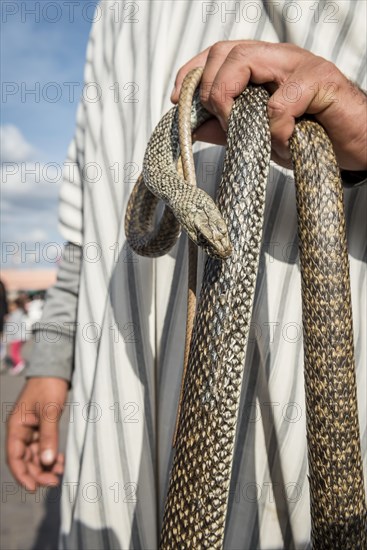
[26, 242, 82, 385]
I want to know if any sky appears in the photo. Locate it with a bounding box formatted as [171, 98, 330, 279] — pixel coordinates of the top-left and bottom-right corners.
[1, 0, 99, 268]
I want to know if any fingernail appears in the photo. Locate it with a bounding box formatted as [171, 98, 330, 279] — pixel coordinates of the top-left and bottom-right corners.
[41, 449, 54, 465]
[170, 86, 176, 101]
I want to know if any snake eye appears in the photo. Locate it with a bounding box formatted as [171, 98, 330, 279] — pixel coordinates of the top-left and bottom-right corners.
[197, 231, 232, 260]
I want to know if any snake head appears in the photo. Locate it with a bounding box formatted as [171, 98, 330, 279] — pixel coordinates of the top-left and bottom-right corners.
[184, 190, 232, 259]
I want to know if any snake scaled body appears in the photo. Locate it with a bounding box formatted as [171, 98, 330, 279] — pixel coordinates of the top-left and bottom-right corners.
[125, 69, 366, 548]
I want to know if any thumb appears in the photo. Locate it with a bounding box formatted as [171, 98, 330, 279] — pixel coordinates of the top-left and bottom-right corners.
[39, 407, 60, 466]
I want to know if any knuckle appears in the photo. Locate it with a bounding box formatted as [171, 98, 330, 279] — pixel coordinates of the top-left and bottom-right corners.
[315, 57, 339, 80]
[279, 42, 302, 55]
[314, 58, 343, 98]
[268, 96, 287, 115]
[226, 44, 249, 62]
[209, 41, 228, 55]
[320, 58, 336, 73]
[259, 40, 274, 53]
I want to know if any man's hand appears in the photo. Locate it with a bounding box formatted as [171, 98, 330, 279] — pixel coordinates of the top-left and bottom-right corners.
[6, 377, 68, 491]
[171, 41, 367, 170]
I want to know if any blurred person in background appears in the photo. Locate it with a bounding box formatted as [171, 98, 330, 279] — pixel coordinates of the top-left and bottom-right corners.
[27, 292, 45, 326]
[0, 279, 9, 370]
[6, 1, 366, 549]
[0, 279, 8, 335]
[2, 293, 30, 375]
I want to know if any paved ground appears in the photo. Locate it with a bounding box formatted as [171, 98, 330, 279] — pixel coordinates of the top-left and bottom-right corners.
[0, 371, 69, 550]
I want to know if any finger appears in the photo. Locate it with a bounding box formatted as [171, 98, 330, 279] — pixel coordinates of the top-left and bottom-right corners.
[48, 453, 65, 475]
[24, 446, 33, 463]
[7, 423, 37, 491]
[171, 48, 210, 102]
[30, 444, 63, 474]
[57, 452, 65, 464]
[52, 461, 65, 476]
[207, 42, 296, 129]
[267, 59, 333, 160]
[30, 441, 41, 466]
[39, 408, 61, 467]
[10, 461, 37, 491]
[27, 460, 60, 487]
[199, 41, 243, 105]
[172, 41, 254, 104]
[7, 443, 38, 492]
[204, 44, 253, 128]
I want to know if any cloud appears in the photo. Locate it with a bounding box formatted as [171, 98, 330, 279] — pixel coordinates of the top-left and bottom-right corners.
[0, 124, 38, 163]
[1, 125, 63, 267]
[1, 6, 96, 268]
[1, 5, 96, 163]
[26, 228, 49, 241]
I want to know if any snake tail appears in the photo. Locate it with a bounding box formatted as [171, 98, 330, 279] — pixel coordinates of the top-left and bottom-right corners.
[290, 120, 367, 549]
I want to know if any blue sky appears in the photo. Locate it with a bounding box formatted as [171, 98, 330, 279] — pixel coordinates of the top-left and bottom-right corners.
[1, 0, 99, 268]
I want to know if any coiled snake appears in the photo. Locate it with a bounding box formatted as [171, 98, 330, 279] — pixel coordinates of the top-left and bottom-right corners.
[125, 68, 366, 548]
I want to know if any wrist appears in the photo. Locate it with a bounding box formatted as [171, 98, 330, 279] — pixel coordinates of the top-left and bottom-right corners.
[24, 377, 69, 403]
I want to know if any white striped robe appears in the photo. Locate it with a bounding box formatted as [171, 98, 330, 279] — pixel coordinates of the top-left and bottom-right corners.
[58, 1, 367, 548]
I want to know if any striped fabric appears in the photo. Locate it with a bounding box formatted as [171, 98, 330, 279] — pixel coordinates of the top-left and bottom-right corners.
[58, 1, 366, 548]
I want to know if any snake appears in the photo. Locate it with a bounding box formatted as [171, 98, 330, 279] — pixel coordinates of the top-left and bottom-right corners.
[124, 68, 367, 548]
